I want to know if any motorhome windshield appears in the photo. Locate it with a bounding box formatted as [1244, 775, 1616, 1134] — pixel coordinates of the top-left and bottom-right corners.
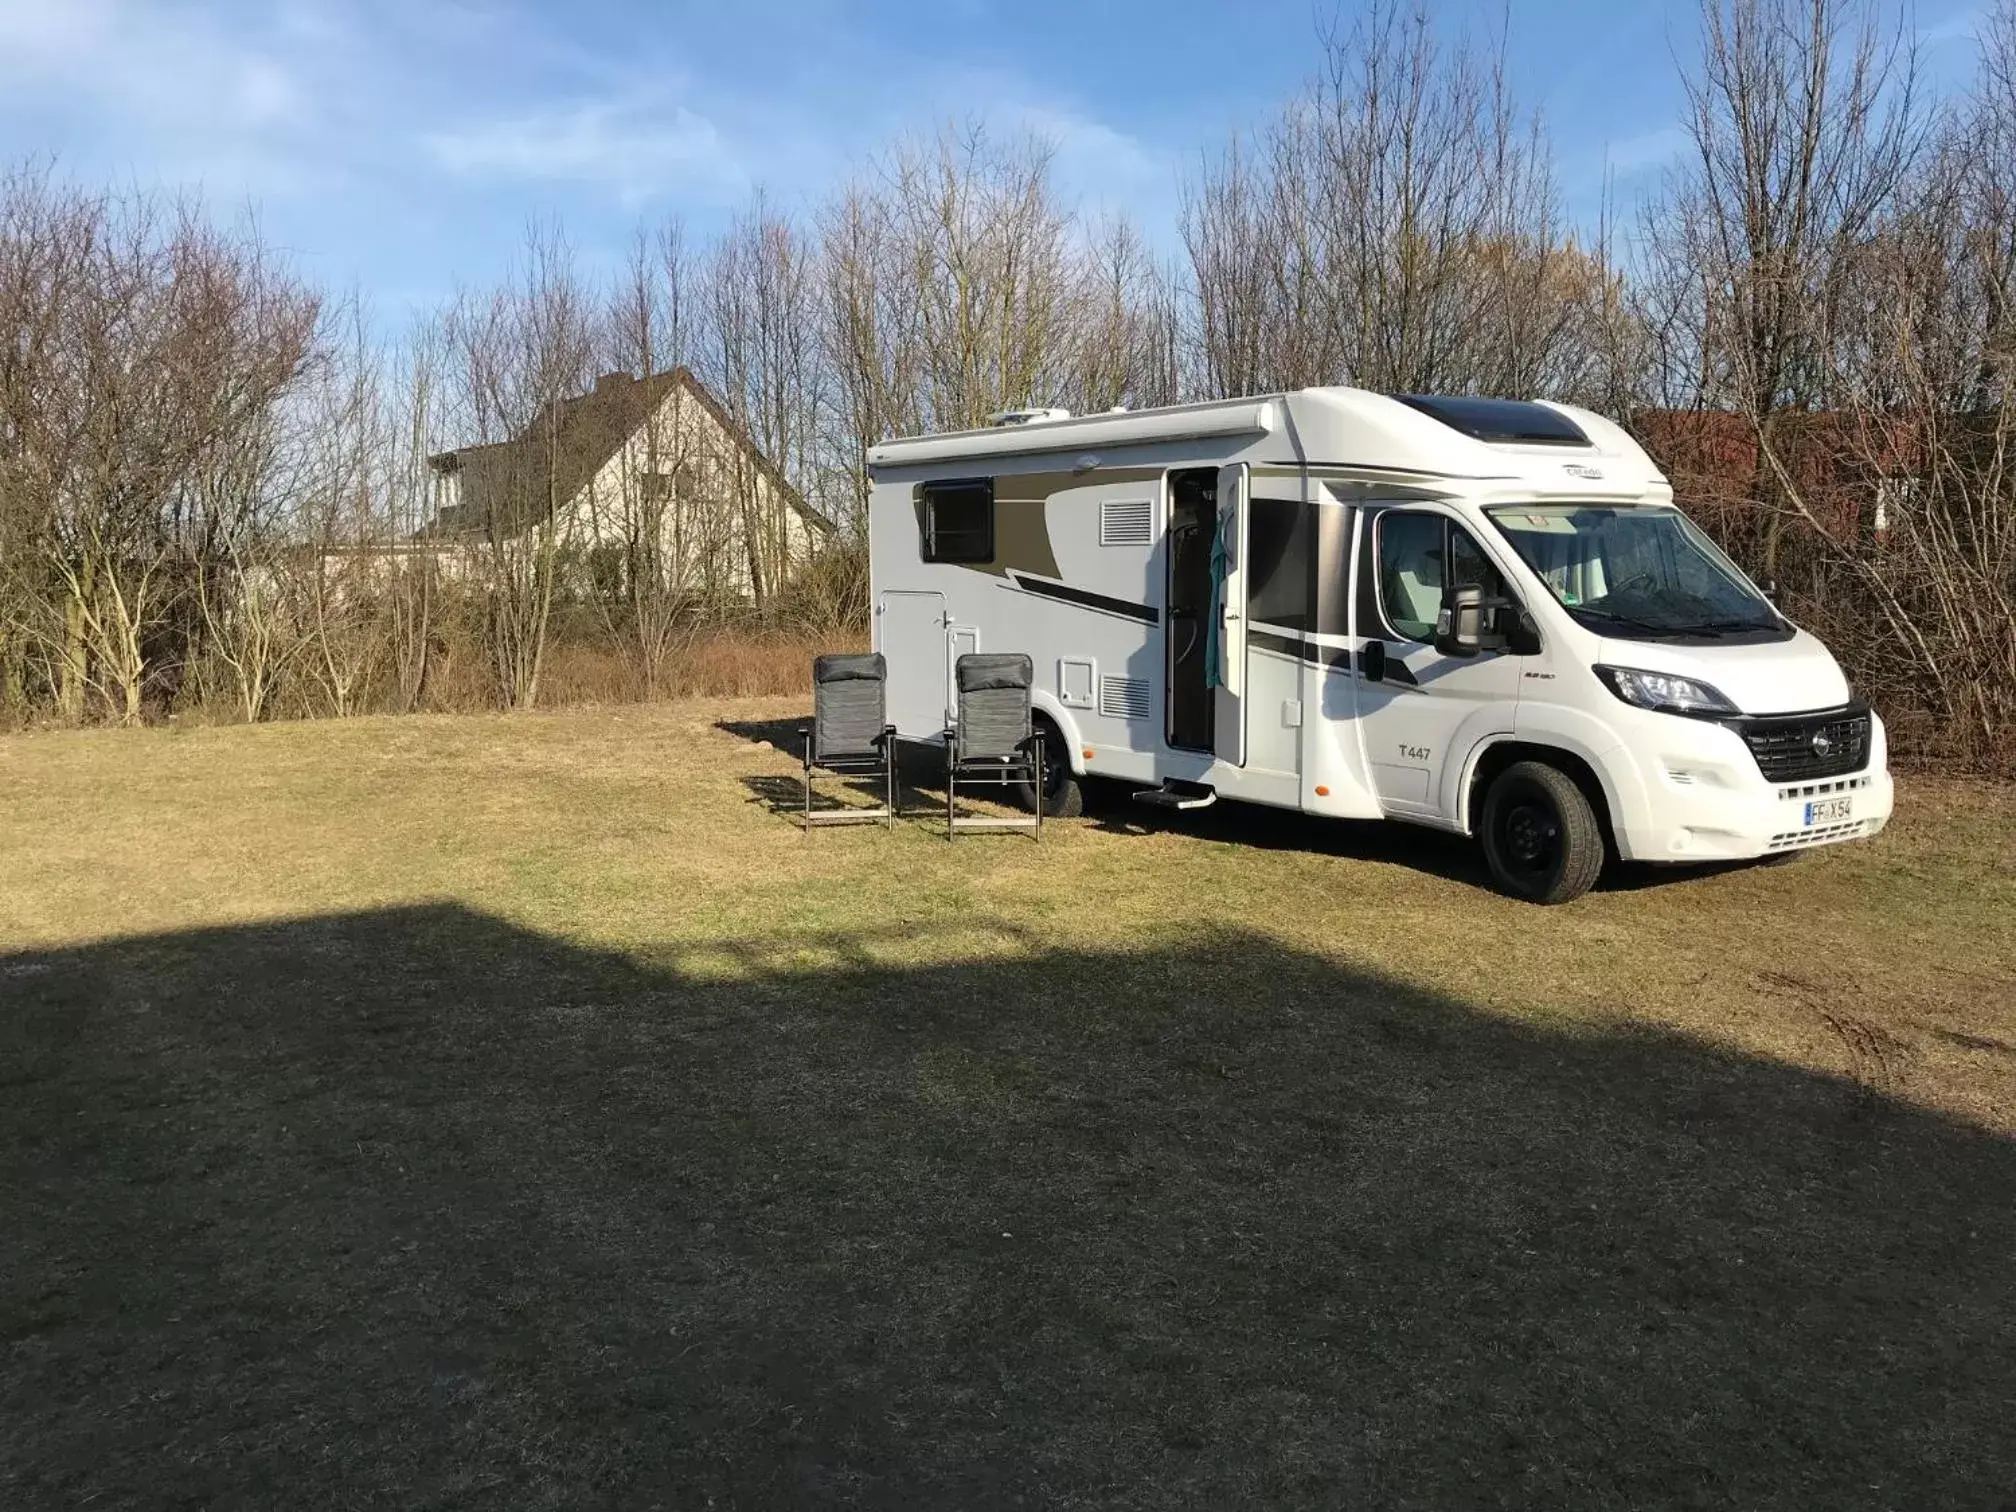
[1485, 504, 1788, 641]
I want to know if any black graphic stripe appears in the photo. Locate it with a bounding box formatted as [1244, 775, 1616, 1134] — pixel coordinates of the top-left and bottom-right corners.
[1261, 458, 1497, 479]
[1006, 573, 1159, 624]
[1247, 628, 1420, 685]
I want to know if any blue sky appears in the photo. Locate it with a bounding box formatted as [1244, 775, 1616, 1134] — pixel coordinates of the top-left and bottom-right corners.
[0, 0, 1986, 321]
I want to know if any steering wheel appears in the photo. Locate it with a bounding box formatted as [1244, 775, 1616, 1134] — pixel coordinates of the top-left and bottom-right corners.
[1601, 570, 1659, 600]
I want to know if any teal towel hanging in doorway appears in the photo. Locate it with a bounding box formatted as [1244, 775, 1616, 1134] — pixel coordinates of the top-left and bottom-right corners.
[1205, 508, 1229, 690]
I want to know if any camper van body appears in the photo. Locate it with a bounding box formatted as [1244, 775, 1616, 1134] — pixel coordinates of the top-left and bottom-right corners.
[866, 387, 1892, 894]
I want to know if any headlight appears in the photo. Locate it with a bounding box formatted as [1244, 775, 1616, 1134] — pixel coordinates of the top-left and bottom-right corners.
[1594, 665, 1737, 716]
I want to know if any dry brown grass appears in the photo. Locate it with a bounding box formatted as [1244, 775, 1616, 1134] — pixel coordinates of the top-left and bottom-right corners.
[3, 698, 2008, 1125]
[528, 630, 859, 706]
[3, 702, 2013, 1506]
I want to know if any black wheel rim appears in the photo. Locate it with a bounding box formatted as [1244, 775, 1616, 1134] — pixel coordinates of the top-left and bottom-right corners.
[1037, 728, 1067, 800]
[1498, 796, 1562, 881]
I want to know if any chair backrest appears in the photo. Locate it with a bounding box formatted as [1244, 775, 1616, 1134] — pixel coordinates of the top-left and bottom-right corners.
[955, 653, 1032, 760]
[812, 653, 887, 759]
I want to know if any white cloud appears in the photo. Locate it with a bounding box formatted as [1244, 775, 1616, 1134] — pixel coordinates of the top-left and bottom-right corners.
[1921, 9, 1982, 45]
[0, 0, 309, 135]
[1020, 107, 1166, 187]
[425, 100, 744, 203]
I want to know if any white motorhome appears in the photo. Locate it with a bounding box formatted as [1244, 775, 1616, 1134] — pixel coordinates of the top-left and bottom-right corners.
[866, 388, 1892, 902]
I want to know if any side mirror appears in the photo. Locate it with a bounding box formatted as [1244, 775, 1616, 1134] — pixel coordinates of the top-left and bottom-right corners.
[1761, 577, 1780, 602]
[1436, 585, 1486, 657]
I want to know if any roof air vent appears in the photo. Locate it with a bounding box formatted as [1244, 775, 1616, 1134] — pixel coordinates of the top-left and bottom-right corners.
[987, 407, 1072, 427]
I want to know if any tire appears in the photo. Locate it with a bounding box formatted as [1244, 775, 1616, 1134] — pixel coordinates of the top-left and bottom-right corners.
[1014, 718, 1084, 818]
[1479, 761, 1606, 904]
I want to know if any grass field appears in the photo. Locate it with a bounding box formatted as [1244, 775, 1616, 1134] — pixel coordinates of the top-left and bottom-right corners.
[4, 701, 2014, 1509]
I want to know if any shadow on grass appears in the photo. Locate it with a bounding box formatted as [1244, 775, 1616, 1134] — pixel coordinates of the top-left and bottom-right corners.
[721, 717, 953, 820]
[1085, 787, 1781, 895]
[1086, 788, 1495, 888]
[7, 907, 2009, 1509]
[717, 718, 1757, 894]
[742, 774, 896, 821]
[718, 714, 809, 756]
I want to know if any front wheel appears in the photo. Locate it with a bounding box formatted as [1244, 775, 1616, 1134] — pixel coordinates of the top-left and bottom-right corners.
[1479, 761, 1607, 904]
[1014, 719, 1084, 818]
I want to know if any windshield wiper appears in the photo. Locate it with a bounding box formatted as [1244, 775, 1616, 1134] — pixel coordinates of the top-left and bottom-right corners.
[1673, 617, 1783, 635]
[1569, 605, 1678, 636]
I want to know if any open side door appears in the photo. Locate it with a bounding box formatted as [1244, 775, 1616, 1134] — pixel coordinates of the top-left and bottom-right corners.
[1214, 462, 1249, 768]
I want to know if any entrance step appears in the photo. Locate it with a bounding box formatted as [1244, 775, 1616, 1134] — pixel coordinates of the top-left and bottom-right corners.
[1133, 779, 1218, 811]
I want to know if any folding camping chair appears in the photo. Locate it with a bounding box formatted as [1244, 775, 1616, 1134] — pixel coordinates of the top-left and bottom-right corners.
[944, 652, 1041, 840]
[800, 653, 897, 828]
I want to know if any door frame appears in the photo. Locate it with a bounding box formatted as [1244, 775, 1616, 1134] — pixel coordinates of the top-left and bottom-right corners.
[1163, 466, 1217, 753]
[1213, 461, 1250, 769]
[1348, 501, 1525, 821]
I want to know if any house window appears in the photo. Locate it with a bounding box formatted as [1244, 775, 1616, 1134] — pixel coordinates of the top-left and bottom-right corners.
[921, 479, 994, 563]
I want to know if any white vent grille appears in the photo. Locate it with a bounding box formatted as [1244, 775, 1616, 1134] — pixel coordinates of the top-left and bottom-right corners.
[1099, 675, 1151, 721]
[1777, 774, 1874, 801]
[1766, 820, 1872, 851]
[1100, 498, 1155, 546]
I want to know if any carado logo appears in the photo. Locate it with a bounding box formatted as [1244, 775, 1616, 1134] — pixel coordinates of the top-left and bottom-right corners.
[1564, 463, 1604, 480]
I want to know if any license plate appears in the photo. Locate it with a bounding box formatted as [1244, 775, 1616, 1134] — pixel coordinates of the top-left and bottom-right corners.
[1804, 798, 1853, 826]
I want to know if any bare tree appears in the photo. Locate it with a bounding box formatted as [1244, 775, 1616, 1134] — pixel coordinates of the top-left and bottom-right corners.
[1182, 2, 1600, 401]
[0, 168, 318, 724]
[442, 223, 595, 710]
[703, 195, 826, 612]
[586, 222, 705, 695]
[1631, 0, 2016, 768]
[1638, 0, 1929, 559]
[1063, 215, 1181, 414]
[821, 177, 926, 536]
[382, 317, 445, 713]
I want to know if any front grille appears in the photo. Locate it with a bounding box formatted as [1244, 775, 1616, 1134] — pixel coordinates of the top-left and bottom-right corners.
[1768, 820, 1871, 850]
[1776, 774, 1873, 802]
[1734, 706, 1870, 781]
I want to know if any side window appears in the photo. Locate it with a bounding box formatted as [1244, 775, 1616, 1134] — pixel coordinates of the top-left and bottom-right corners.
[921, 479, 994, 563]
[1449, 526, 1510, 600]
[1377, 512, 1446, 641]
[1246, 497, 1312, 631]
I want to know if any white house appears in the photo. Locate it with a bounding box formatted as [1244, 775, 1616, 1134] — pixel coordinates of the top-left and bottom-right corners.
[426, 367, 831, 602]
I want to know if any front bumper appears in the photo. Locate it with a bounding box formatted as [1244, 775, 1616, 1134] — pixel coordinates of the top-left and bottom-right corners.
[1607, 708, 1894, 863]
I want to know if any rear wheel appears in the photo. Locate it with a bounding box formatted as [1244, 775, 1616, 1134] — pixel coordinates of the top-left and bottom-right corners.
[1014, 717, 1084, 818]
[1480, 761, 1606, 904]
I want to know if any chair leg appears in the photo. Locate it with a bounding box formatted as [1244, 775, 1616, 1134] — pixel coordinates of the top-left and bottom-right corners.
[803, 748, 813, 831]
[1035, 742, 1043, 842]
